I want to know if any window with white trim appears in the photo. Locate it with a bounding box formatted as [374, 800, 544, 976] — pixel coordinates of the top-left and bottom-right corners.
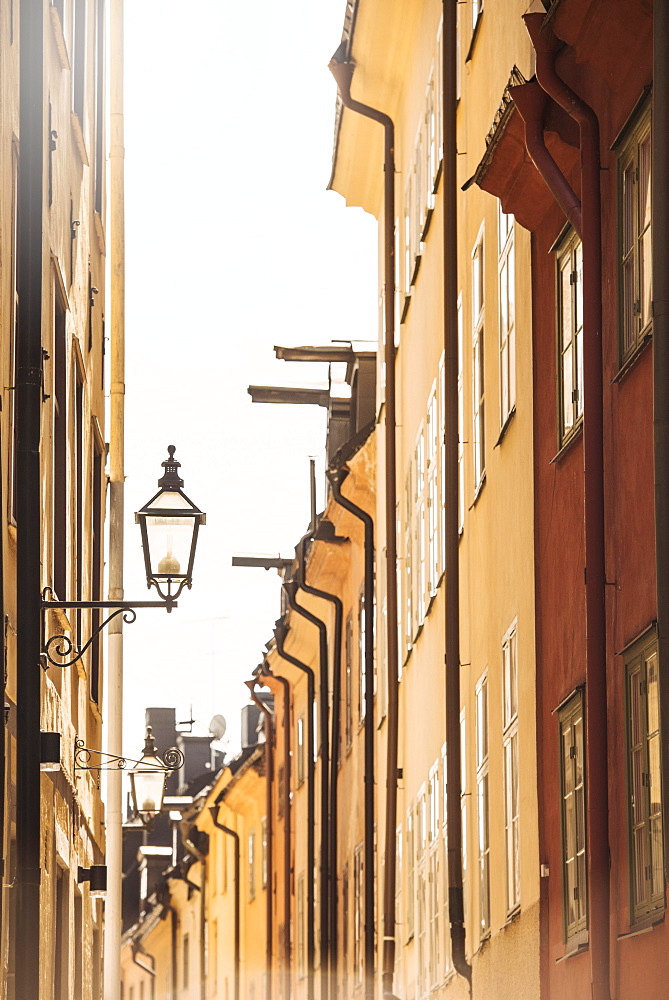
[358, 589, 366, 724]
[626, 631, 664, 924]
[297, 714, 305, 784]
[457, 295, 464, 530]
[407, 807, 415, 940]
[619, 101, 651, 364]
[427, 384, 440, 598]
[472, 230, 485, 491]
[557, 230, 583, 445]
[559, 691, 587, 942]
[353, 844, 364, 986]
[502, 622, 520, 913]
[476, 674, 490, 938]
[297, 873, 306, 978]
[498, 203, 516, 428]
[248, 830, 256, 901]
[261, 817, 268, 889]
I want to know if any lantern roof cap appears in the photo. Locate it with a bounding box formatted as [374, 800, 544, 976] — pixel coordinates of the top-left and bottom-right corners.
[158, 445, 184, 490]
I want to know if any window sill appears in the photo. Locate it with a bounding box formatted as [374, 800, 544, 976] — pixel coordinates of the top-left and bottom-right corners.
[494, 406, 516, 449]
[50, 5, 70, 69]
[94, 211, 106, 256]
[421, 207, 434, 243]
[556, 931, 588, 962]
[619, 910, 665, 939]
[504, 905, 521, 927]
[401, 294, 412, 325]
[550, 421, 583, 464]
[411, 253, 422, 287]
[71, 112, 89, 166]
[469, 473, 487, 510]
[465, 13, 483, 63]
[612, 329, 652, 384]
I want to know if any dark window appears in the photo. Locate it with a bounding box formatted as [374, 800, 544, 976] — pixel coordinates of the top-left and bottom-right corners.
[72, 0, 86, 122]
[53, 289, 67, 600]
[345, 612, 353, 749]
[90, 440, 103, 702]
[94, 0, 105, 215]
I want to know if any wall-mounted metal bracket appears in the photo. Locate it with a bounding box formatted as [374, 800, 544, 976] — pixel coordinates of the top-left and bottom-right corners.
[74, 736, 184, 772]
[41, 587, 177, 670]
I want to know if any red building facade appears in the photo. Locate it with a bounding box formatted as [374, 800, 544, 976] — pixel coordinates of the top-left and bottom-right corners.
[474, 1, 663, 996]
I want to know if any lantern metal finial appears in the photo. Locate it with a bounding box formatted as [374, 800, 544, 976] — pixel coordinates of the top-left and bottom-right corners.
[158, 445, 184, 489]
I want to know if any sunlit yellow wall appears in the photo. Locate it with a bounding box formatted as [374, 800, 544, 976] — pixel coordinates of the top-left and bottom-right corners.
[330, 2, 540, 998]
[196, 747, 268, 1000]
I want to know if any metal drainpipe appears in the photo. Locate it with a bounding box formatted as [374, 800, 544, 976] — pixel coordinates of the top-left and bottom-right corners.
[296, 532, 344, 987]
[210, 807, 241, 1000]
[275, 615, 315, 1000]
[328, 53, 399, 1000]
[131, 943, 156, 1000]
[0, 420, 5, 953]
[247, 678, 274, 1000]
[15, 1, 44, 996]
[523, 14, 609, 1000]
[163, 903, 178, 1000]
[654, 0, 669, 887]
[182, 836, 207, 1000]
[327, 466, 375, 1000]
[442, 0, 471, 989]
[283, 575, 330, 1000]
[509, 80, 583, 238]
[261, 661, 292, 1000]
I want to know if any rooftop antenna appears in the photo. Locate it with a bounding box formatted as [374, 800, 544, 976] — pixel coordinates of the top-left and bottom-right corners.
[176, 704, 195, 734]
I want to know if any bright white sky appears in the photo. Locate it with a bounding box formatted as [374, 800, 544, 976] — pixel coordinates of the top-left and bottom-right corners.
[117, 0, 377, 758]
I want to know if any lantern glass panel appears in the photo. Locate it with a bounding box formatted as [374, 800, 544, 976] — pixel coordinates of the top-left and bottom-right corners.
[130, 756, 166, 821]
[145, 514, 196, 579]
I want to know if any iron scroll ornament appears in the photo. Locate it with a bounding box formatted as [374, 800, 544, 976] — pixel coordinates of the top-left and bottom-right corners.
[40, 586, 178, 671]
[43, 605, 137, 669]
[74, 737, 185, 773]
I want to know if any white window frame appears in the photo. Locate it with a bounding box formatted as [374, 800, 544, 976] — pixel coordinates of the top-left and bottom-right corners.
[476, 673, 490, 939]
[472, 228, 485, 492]
[618, 101, 651, 365]
[426, 383, 440, 599]
[498, 203, 516, 428]
[502, 621, 520, 914]
[556, 230, 584, 446]
[353, 844, 364, 986]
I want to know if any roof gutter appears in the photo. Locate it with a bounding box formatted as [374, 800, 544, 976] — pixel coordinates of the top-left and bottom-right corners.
[328, 51, 399, 1000]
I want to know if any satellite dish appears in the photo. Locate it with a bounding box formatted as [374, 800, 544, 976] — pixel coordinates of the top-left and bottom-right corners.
[209, 714, 227, 740]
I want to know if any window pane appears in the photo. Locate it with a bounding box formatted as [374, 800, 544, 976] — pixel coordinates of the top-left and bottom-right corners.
[562, 344, 574, 433]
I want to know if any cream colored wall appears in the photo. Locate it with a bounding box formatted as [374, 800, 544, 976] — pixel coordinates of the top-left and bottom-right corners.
[0, 1, 108, 996]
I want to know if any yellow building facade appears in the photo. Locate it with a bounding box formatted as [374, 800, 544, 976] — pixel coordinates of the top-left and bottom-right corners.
[328, 2, 539, 998]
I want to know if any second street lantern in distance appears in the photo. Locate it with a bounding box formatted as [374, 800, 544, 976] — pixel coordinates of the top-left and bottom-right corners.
[135, 445, 206, 605]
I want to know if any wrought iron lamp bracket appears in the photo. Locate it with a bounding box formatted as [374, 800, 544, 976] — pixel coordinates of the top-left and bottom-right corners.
[40, 587, 177, 670]
[74, 737, 184, 772]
